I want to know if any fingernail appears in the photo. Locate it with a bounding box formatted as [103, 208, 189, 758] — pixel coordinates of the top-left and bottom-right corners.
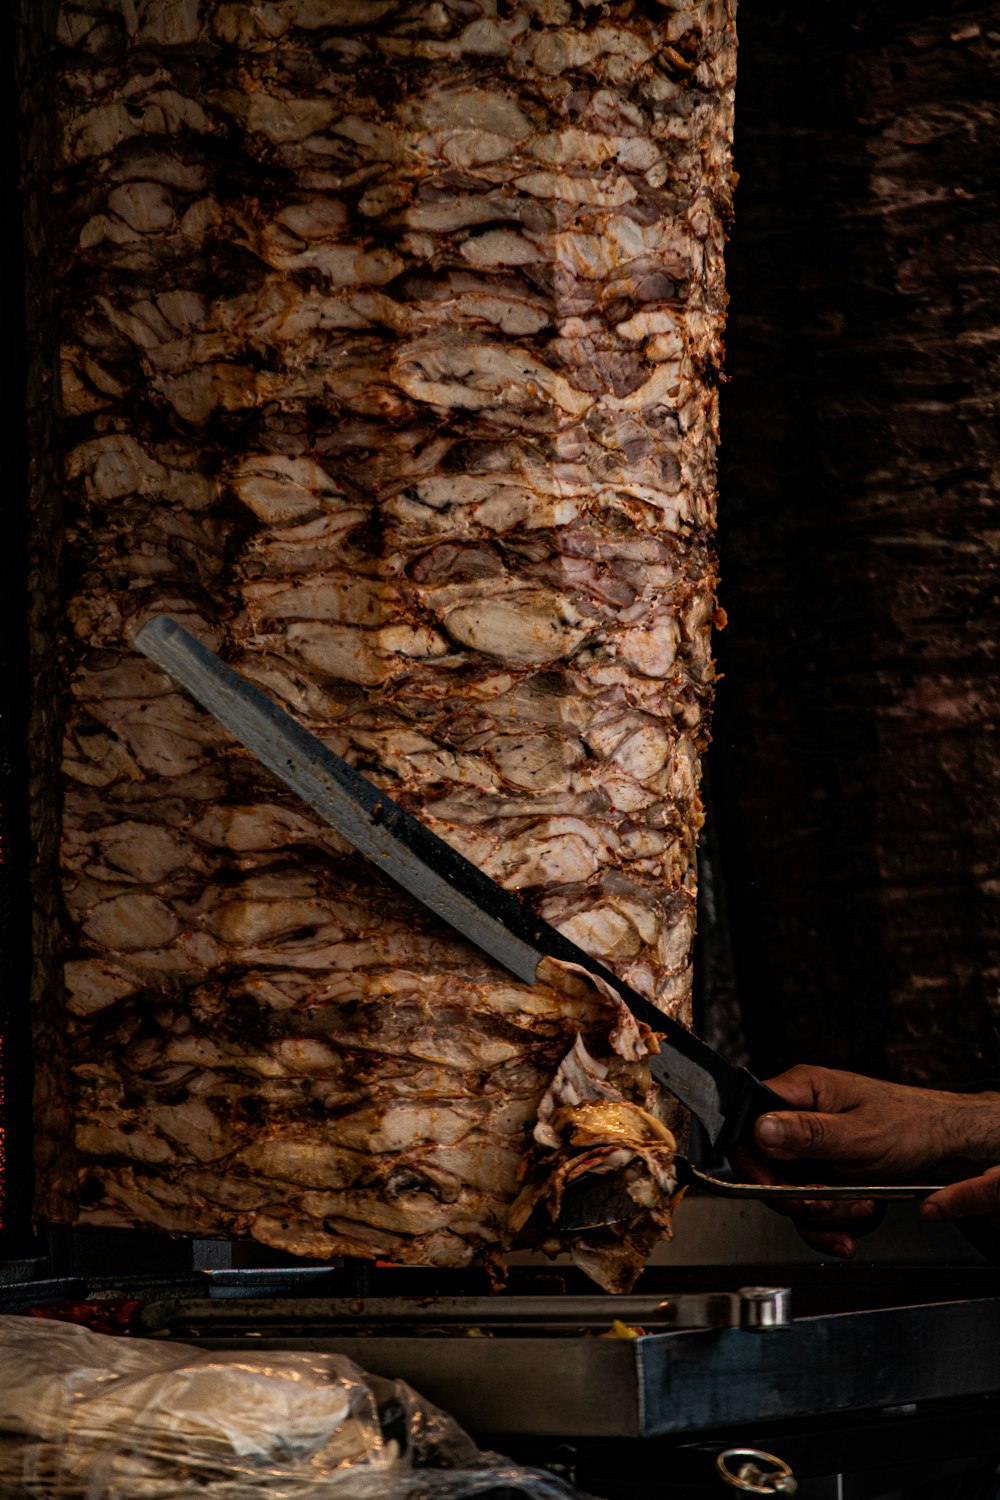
[758, 1115, 785, 1146]
[920, 1202, 943, 1222]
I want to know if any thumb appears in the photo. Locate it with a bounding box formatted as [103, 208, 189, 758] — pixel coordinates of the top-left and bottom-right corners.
[755, 1109, 860, 1163]
[921, 1165, 1000, 1223]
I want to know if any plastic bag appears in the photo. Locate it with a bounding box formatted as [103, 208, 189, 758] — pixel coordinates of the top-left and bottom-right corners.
[0, 1314, 582, 1499]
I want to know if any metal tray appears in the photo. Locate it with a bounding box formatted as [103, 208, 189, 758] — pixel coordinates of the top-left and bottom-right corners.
[140, 1289, 1000, 1439]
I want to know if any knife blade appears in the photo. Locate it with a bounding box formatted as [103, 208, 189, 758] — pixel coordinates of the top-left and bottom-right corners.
[134, 614, 786, 1156]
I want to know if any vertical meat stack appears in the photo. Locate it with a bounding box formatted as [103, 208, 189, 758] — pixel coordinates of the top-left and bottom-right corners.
[22, 0, 735, 1285]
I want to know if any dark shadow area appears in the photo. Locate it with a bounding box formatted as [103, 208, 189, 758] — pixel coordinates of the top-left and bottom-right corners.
[714, 1, 1000, 1085]
[0, 0, 33, 1248]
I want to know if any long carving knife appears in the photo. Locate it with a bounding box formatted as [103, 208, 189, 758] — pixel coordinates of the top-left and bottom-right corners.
[133, 614, 788, 1157]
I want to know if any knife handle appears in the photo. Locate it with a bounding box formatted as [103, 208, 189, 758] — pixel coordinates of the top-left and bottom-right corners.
[714, 1071, 791, 1161]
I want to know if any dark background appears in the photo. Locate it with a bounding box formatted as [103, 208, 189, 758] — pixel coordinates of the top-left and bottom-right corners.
[1, 0, 31, 1242]
[712, 0, 999, 1089]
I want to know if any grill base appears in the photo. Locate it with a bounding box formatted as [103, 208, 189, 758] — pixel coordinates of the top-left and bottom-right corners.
[3, 1256, 1000, 1496]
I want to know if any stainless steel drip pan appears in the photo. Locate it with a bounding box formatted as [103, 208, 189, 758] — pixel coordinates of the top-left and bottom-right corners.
[140, 1282, 1000, 1439]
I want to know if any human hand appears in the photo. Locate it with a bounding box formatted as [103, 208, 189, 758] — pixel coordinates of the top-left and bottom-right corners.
[754, 1065, 966, 1179]
[742, 1065, 1000, 1259]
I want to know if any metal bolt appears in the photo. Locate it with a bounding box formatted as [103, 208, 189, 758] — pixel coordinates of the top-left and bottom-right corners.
[738, 1286, 792, 1330]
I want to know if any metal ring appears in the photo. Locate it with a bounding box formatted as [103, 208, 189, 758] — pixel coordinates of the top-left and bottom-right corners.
[716, 1448, 798, 1495]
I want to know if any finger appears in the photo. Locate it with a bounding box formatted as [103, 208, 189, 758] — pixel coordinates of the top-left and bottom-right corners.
[844, 1201, 887, 1240]
[796, 1225, 857, 1258]
[755, 1108, 867, 1163]
[768, 1196, 877, 1227]
[726, 1144, 782, 1188]
[795, 1201, 886, 1241]
[762, 1066, 826, 1111]
[800, 1198, 878, 1228]
[921, 1166, 1000, 1222]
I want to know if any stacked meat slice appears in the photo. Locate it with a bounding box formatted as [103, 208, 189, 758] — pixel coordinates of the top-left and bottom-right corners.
[22, 0, 735, 1289]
